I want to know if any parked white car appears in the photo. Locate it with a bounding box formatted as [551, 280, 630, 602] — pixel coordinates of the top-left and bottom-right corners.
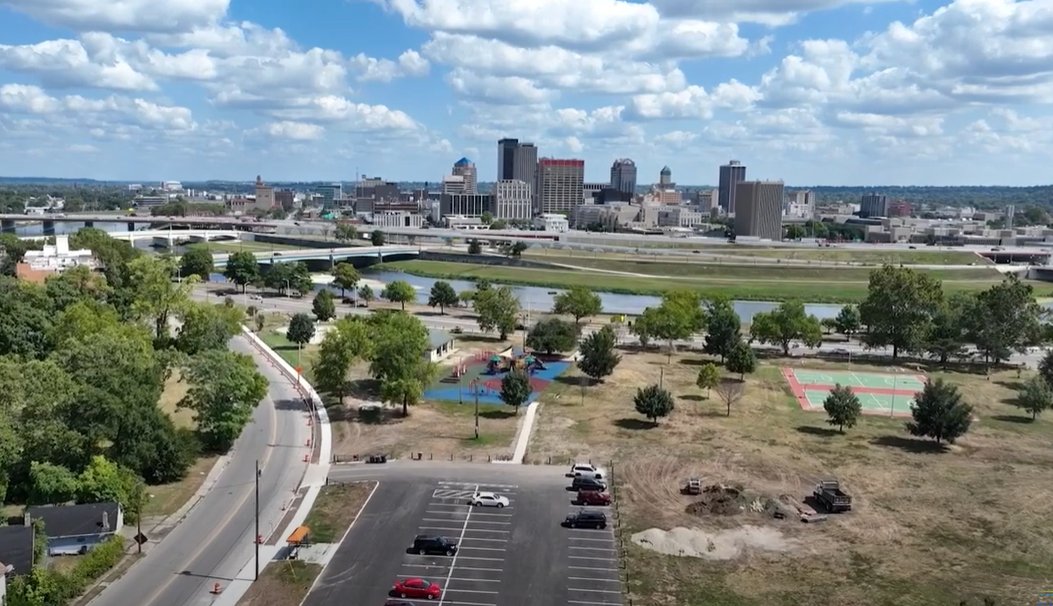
[567, 463, 605, 480]
[468, 491, 509, 508]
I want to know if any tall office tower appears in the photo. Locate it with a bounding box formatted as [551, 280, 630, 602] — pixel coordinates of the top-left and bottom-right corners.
[609, 158, 637, 196]
[659, 166, 672, 187]
[452, 157, 477, 194]
[494, 179, 533, 221]
[497, 138, 538, 207]
[734, 180, 785, 241]
[442, 175, 467, 195]
[718, 160, 747, 213]
[1006, 204, 1016, 229]
[860, 193, 889, 218]
[253, 175, 275, 211]
[537, 158, 585, 214]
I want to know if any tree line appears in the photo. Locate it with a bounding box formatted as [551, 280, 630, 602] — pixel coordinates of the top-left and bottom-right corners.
[0, 230, 267, 524]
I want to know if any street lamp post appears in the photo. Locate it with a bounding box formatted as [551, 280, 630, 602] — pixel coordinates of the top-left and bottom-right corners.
[255, 459, 261, 580]
[472, 380, 480, 440]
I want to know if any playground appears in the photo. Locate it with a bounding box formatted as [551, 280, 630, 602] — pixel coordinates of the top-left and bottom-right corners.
[424, 347, 571, 406]
[782, 367, 928, 416]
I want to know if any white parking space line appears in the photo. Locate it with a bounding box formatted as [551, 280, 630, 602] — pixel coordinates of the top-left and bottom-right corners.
[569, 588, 622, 594]
[401, 600, 496, 606]
[462, 519, 511, 525]
[568, 536, 615, 543]
[569, 555, 620, 561]
[570, 546, 617, 552]
[447, 577, 501, 583]
[456, 546, 506, 552]
[569, 565, 620, 572]
[419, 526, 463, 532]
[462, 528, 510, 534]
[569, 577, 622, 583]
[454, 556, 505, 562]
[458, 537, 508, 543]
[444, 589, 499, 595]
[464, 511, 513, 517]
[438, 483, 478, 606]
[568, 600, 622, 605]
[439, 481, 518, 489]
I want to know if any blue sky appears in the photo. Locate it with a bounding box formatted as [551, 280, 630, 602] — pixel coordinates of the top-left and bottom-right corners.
[0, 0, 1051, 186]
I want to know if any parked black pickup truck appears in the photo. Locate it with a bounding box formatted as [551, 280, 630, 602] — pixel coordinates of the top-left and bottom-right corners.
[813, 479, 852, 513]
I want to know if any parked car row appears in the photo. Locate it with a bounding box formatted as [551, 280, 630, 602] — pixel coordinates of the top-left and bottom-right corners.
[563, 462, 612, 530]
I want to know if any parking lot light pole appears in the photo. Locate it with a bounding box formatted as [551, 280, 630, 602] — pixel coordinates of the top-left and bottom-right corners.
[474, 381, 480, 439]
[255, 459, 261, 581]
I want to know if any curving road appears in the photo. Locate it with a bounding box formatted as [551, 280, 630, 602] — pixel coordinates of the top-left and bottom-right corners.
[87, 337, 310, 606]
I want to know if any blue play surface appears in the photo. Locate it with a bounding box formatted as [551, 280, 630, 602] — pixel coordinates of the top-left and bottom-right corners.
[425, 360, 571, 405]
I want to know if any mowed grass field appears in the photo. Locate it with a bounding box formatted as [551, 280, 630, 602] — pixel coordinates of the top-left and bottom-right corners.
[527, 351, 1053, 606]
[382, 259, 1022, 303]
[526, 246, 989, 266]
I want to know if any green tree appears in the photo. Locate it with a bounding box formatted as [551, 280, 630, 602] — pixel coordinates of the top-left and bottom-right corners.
[633, 384, 674, 426]
[1039, 350, 1053, 387]
[499, 369, 531, 413]
[468, 239, 482, 254]
[312, 317, 373, 400]
[924, 294, 970, 367]
[703, 296, 741, 363]
[526, 318, 578, 354]
[313, 289, 336, 320]
[286, 262, 314, 295]
[785, 224, 807, 240]
[577, 326, 621, 383]
[510, 241, 528, 257]
[428, 280, 459, 315]
[76, 455, 134, 508]
[331, 262, 360, 297]
[358, 284, 374, 306]
[633, 291, 704, 359]
[834, 305, 861, 337]
[128, 255, 197, 342]
[553, 285, 602, 326]
[335, 222, 358, 243]
[1016, 375, 1053, 420]
[696, 363, 720, 399]
[474, 285, 520, 340]
[0, 278, 53, 359]
[480, 211, 494, 225]
[49, 299, 125, 347]
[859, 265, 942, 359]
[370, 312, 434, 416]
[965, 275, 1044, 366]
[44, 264, 110, 311]
[254, 313, 265, 332]
[224, 250, 259, 293]
[180, 350, 268, 451]
[382, 280, 416, 311]
[28, 461, 79, 505]
[725, 340, 756, 381]
[370, 229, 385, 246]
[749, 300, 823, 356]
[287, 313, 316, 347]
[179, 245, 214, 280]
[906, 378, 973, 445]
[823, 384, 862, 433]
[176, 301, 243, 355]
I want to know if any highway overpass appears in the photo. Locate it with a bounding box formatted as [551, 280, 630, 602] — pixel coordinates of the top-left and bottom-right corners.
[211, 245, 420, 270]
[0, 213, 280, 233]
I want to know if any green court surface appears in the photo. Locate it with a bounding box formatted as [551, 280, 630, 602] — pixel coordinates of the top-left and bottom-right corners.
[802, 388, 915, 414]
[791, 369, 926, 392]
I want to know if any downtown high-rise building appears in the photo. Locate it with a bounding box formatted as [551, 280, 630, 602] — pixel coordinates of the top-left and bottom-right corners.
[494, 179, 532, 221]
[718, 160, 746, 213]
[497, 138, 538, 200]
[609, 158, 637, 196]
[860, 193, 889, 218]
[537, 158, 584, 214]
[734, 180, 785, 241]
[452, 157, 477, 194]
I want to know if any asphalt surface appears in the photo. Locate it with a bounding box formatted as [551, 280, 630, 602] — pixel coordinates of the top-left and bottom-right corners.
[306, 462, 624, 606]
[87, 336, 310, 606]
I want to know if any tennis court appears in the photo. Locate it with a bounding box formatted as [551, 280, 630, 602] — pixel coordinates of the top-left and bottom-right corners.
[782, 367, 927, 416]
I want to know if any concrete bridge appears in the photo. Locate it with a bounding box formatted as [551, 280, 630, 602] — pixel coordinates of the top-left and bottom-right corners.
[0, 213, 279, 234]
[101, 229, 242, 247]
[211, 245, 420, 270]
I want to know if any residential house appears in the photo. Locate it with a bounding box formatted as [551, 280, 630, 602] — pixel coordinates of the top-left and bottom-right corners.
[25, 502, 123, 556]
[0, 525, 34, 578]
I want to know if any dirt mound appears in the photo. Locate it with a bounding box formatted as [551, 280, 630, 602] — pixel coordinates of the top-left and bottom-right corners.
[686, 484, 746, 516]
[632, 526, 797, 560]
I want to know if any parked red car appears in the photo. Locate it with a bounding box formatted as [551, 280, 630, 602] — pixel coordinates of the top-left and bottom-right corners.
[575, 490, 612, 506]
[392, 578, 442, 600]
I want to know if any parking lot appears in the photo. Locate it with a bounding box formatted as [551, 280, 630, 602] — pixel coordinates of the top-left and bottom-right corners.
[303, 462, 625, 606]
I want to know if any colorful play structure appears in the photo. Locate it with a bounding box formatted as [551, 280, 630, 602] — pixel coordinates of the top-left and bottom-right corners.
[485, 351, 547, 375]
[428, 346, 571, 406]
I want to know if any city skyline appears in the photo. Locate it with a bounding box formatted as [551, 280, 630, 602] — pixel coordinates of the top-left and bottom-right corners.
[0, 0, 1051, 186]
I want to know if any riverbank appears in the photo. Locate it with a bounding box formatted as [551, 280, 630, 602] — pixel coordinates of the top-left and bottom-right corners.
[377, 259, 1027, 303]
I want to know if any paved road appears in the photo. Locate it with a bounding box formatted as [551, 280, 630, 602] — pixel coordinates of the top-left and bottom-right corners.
[88, 337, 310, 606]
[307, 462, 624, 606]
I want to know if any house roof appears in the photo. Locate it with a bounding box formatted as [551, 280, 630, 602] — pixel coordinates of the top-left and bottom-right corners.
[0, 525, 33, 575]
[26, 502, 120, 539]
[428, 328, 453, 349]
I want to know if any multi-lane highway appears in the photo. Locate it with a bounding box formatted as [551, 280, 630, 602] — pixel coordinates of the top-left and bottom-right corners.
[87, 337, 310, 606]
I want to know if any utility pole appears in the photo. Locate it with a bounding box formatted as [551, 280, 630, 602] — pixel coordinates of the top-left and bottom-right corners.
[473, 380, 480, 439]
[255, 459, 261, 581]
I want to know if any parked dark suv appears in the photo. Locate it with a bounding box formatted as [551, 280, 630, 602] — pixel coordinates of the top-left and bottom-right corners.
[571, 476, 607, 492]
[563, 509, 608, 529]
[412, 535, 458, 556]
